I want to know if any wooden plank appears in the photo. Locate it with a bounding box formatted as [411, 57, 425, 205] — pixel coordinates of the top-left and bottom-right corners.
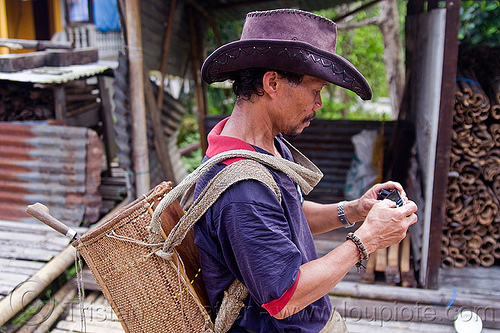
[0, 271, 30, 283]
[0, 231, 69, 248]
[426, 0, 461, 289]
[0, 264, 39, 276]
[0, 281, 21, 295]
[55, 320, 125, 333]
[58, 295, 124, 333]
[1, 245, 59, 261]
[0, 258, 45, 270]
[0, 220, 86, 235]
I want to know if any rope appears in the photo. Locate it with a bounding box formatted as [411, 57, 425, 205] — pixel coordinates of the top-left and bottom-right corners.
[74, 251, 87, 333]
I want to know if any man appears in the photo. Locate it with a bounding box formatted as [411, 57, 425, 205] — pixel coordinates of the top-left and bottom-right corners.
[194, 8, 418, 332]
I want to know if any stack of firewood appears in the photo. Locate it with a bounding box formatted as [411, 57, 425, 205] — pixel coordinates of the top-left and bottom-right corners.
[0, 79, 100, 121]
[0, 82, 53, 121]
[444, 46, 500, 268]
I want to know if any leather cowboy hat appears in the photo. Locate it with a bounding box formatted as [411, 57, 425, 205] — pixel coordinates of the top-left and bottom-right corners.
[201, 9, 373, 100]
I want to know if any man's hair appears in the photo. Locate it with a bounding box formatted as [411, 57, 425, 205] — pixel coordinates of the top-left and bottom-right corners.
[229, 68, 304, 101]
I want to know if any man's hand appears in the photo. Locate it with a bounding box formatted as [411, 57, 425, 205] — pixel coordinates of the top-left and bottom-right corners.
[348, 181, 408, 222]
[354, 199, 418, 254]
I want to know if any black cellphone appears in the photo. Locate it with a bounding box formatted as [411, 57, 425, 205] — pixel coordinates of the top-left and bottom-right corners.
[377, 189, 405, 207]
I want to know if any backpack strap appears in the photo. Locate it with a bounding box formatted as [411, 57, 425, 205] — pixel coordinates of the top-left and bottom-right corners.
[150, 148, 323, 244]
[153, 160, 281, 260]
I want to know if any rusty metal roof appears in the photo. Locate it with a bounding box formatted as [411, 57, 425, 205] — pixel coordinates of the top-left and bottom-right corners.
[0, 122, 103, 226]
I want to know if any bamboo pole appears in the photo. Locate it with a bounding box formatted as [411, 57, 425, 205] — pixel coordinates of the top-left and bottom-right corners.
[125, 0, 150, 196]
[0, 246, 77, 326]
[17, 278, 77, 333]
[0, 199, 131, 326]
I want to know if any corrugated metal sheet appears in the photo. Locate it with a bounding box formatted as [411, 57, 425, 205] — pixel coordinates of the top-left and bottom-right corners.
[0, 122, 103, 226]
[206, 116, 395, 204]
[0, 61, 115, 84]
[141, 0, 192, 78]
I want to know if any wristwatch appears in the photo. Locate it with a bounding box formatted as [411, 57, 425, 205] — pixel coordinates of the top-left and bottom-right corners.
[338, 201, 355, 228]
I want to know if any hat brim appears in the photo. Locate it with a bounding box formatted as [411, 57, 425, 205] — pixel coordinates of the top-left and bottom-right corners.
[201, 39, 373, 100]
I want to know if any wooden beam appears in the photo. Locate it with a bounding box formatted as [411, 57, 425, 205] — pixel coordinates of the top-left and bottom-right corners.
[156, 0, 177, 110]
[144, 70, 176, 183]
[0, 38, 73, 50]
[53, 85, 66, 121]
[425, 0, 461, 289]
[189, 9, 207, 154]
[125, 0, 150, 196]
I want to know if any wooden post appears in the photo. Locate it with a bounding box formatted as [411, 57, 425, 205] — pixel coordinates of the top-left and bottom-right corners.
[188, 8, 207, 154]
[425, 0, 460, 289]
[125, 0, 150, 196]
[0, 0, 9, 55]
[144, 70, 176, 183]
[385, 243, 400, 285]
[98, 76, 116, 174]
[53, 85, 66, 120]
[156, 0, 177, 110]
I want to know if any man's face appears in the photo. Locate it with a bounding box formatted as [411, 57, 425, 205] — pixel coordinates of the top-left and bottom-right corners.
[275, 75, 328, 137]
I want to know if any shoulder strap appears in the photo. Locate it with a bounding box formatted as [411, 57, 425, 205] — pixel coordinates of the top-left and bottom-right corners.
[152, 160, 281, 259]
[150, 148, 322, 245]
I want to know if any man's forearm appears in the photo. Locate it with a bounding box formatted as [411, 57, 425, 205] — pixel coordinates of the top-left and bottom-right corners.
[273, 240, 360, 319]
[302, 200, 362, 234]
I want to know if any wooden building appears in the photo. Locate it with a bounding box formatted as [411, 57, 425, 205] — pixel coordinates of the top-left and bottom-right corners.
[1, 0, 499, 331]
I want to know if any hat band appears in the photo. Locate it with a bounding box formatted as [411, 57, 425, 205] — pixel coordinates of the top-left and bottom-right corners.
[205, 43, 368, 98]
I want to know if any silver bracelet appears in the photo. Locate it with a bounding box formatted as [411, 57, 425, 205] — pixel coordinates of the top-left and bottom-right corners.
[338, 201, 355, 228]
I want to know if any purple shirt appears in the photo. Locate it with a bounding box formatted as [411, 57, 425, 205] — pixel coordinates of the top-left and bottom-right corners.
[193, 118, 331, 332]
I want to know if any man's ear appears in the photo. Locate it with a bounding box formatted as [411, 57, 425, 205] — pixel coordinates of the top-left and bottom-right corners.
[262, 71, 279, 96]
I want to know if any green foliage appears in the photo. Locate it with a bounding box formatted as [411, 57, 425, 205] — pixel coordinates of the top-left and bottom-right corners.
[205, 20, 244, 57]
[316, 5, 389, 102]
[459, 1, 500, 46]
[207, 85, 235, 115]
[181, 146, 203, 172]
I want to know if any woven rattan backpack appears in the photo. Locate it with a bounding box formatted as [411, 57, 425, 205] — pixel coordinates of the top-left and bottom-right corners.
[72, 143, 322, 333]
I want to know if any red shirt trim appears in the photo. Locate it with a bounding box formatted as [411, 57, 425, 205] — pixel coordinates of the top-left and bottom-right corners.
[261, 271, 300, 316]
[206, 117, 257, 165]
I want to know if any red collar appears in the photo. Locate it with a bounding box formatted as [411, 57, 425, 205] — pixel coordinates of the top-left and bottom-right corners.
[206, 117, 257, 165]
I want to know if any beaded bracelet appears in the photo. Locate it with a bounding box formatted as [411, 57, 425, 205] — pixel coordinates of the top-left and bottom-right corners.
[346, 232, 369, 272]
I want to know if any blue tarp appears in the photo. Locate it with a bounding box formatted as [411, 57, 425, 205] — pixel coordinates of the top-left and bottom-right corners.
[93, 0, 120, 32]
